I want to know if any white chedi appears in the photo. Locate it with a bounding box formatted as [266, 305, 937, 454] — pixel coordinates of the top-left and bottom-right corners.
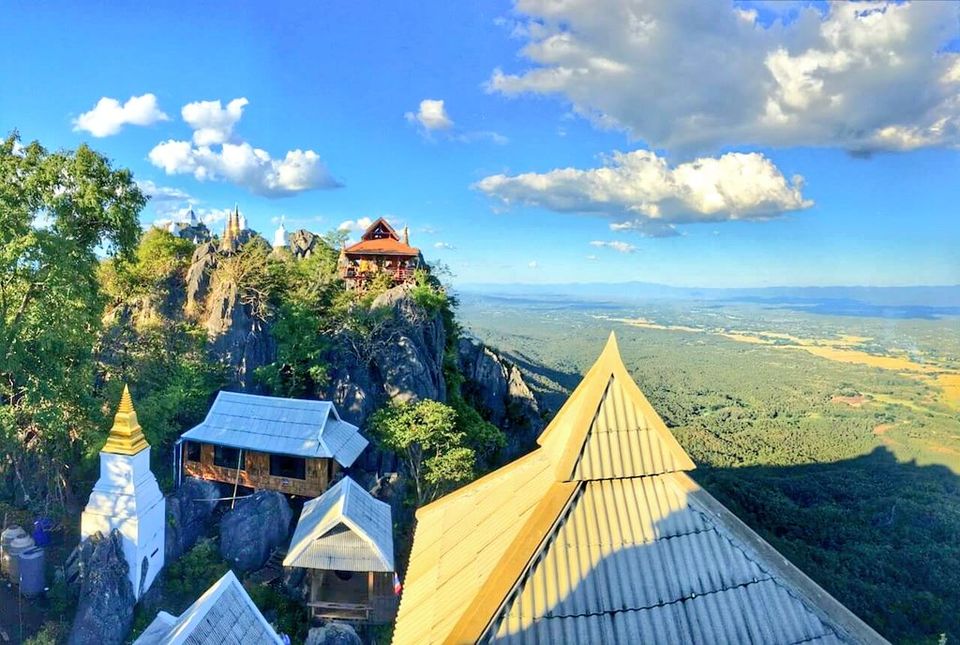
[80, 386, 165, 600]
[273, 218, 288, 249]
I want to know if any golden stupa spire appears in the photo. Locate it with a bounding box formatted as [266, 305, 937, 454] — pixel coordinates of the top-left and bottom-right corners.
[102, 384, 149, 456]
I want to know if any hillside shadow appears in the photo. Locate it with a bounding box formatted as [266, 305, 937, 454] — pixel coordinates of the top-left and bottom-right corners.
[694, 447, 960, 643]
[487, 448, 957, 644]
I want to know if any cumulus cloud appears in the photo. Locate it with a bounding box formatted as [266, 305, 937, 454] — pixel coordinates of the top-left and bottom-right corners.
[590, 240, 636, 253]
[338, 217, 374, 233]
[406, 99, 454, 130]
[73, 93, 169, 137]
[434, 241, 456, 250]
[148, 97, 339, 197]
[137, 179, 191, 203]
[490, 1, 960, 154]
[182, 98, 248, 145]
[406, 99, 507, 144]
[475, 149, 811, 236]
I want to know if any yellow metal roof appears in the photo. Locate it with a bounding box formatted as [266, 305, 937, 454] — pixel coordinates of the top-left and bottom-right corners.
[393, 333, 887, 645]
[102, 385, 149, 456]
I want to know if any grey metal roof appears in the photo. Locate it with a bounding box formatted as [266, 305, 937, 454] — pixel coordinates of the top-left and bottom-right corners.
[133, 570, 282, 645]
[180, 391, 368, 466]
[284, 476, 394, 572]
[488, 475, 859, 644]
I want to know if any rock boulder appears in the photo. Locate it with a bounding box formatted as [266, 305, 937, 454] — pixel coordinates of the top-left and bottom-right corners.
[165, 477, 220, 561]
[66, 530, 135, 645]
[305, 623, 362, 645]
[219, 490, 292, 573]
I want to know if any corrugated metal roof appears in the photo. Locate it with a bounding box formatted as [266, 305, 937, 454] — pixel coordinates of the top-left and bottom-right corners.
[133, 571, 281, 645]
[488, 476, 845, 643]
[572, 376, 691, 480]
[393, 333, 887, 645]
[284, 476, 394, 572]
[393, 450, 560, 645]
[180, 391, 368, 466]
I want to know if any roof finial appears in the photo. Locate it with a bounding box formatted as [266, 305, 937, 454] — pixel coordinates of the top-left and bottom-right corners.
[403, 225, 410, 246]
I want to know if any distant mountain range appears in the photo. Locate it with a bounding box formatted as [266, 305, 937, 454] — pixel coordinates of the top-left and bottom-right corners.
[456, 282, 960, 318]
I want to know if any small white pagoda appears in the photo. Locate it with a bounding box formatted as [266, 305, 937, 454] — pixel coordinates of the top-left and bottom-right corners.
[81, 385, 165, 600]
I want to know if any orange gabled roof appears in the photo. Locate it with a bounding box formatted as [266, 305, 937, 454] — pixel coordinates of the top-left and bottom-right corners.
[393, 333, 884, 645]
[343, 237, 420, 256]
[344, 217, 420, 256]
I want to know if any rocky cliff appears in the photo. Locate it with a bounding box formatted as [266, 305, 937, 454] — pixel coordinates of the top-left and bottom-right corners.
[109, 232, 540, 442]
[457, 337, 543, 459]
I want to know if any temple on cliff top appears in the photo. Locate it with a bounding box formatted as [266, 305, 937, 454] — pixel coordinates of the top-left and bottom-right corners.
[338, 217, 423, 290]
[393, 333, 887, 645]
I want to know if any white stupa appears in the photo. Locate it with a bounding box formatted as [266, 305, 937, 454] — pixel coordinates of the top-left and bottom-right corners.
[272, 218, 288, 249]
[80, 385, 165, 600]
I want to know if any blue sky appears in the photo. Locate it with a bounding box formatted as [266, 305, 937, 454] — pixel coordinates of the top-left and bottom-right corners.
[2, 0, 958, 287]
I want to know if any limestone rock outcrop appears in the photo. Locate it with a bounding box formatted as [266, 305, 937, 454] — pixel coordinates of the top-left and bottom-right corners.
[165, 477, 220, 562]
[219, 490, 292, 573]
[66, 530, 135, 645]
[458, 337, 543, 459]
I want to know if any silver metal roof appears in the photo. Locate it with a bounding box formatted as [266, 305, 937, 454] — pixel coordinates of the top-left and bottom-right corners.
[133, 570, 281, 645]
[284, 476, 394, 572]
[488, 475, 860, 644]
[180, 391, 368, 466]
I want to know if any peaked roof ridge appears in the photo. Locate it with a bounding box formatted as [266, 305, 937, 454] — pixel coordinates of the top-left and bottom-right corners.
[538, 332, 694, 481]
[362, 216, 399, 240]
[284, 475, 394, 572]
[157, 570, 281, 644]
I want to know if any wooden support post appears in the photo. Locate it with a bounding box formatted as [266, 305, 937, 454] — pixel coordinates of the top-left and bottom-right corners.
[231, 449, 244, 509]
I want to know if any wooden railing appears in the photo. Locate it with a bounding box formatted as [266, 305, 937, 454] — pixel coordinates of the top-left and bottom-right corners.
[308, 601, 372, 622]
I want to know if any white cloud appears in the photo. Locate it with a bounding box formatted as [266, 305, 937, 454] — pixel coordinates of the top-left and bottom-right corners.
[148, 97, 339, 197]
[475, 149, 811, 236]
[406, 99, 454, 130]
[434, 241, 456, 250]
[149, 140, 339, 197]
[528, 260, 539, 268]
[585, 254, 598, 261]
[182, 98, 249, 145]
[590, 240, 636, 253]
[338, 217, 374, 233]
[137, 179, 191, 203]
[490, 1, 960, 154]
[73, 93, 169, 137]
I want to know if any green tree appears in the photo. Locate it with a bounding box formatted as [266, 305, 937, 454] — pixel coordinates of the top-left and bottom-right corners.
[0, 134, 144, 511]
[368, 399, 475, 505]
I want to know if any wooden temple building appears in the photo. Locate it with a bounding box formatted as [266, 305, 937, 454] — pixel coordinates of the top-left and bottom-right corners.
[177, 392, 367, 499]
[393, 333, 887, 645]
[338, 218, 423, 290]
[283, 476, 398, 625]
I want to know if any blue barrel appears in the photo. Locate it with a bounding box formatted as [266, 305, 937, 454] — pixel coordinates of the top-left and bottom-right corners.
[32, 518, 53, 547]
[17, 546, 45, 596]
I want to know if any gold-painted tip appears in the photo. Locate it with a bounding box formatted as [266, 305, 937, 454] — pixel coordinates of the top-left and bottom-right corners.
[118, 384, 135, 414]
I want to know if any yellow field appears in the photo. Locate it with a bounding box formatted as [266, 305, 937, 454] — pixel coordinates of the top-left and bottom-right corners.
[936, 373, 960, 410]
[605, 315, 960, 408]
